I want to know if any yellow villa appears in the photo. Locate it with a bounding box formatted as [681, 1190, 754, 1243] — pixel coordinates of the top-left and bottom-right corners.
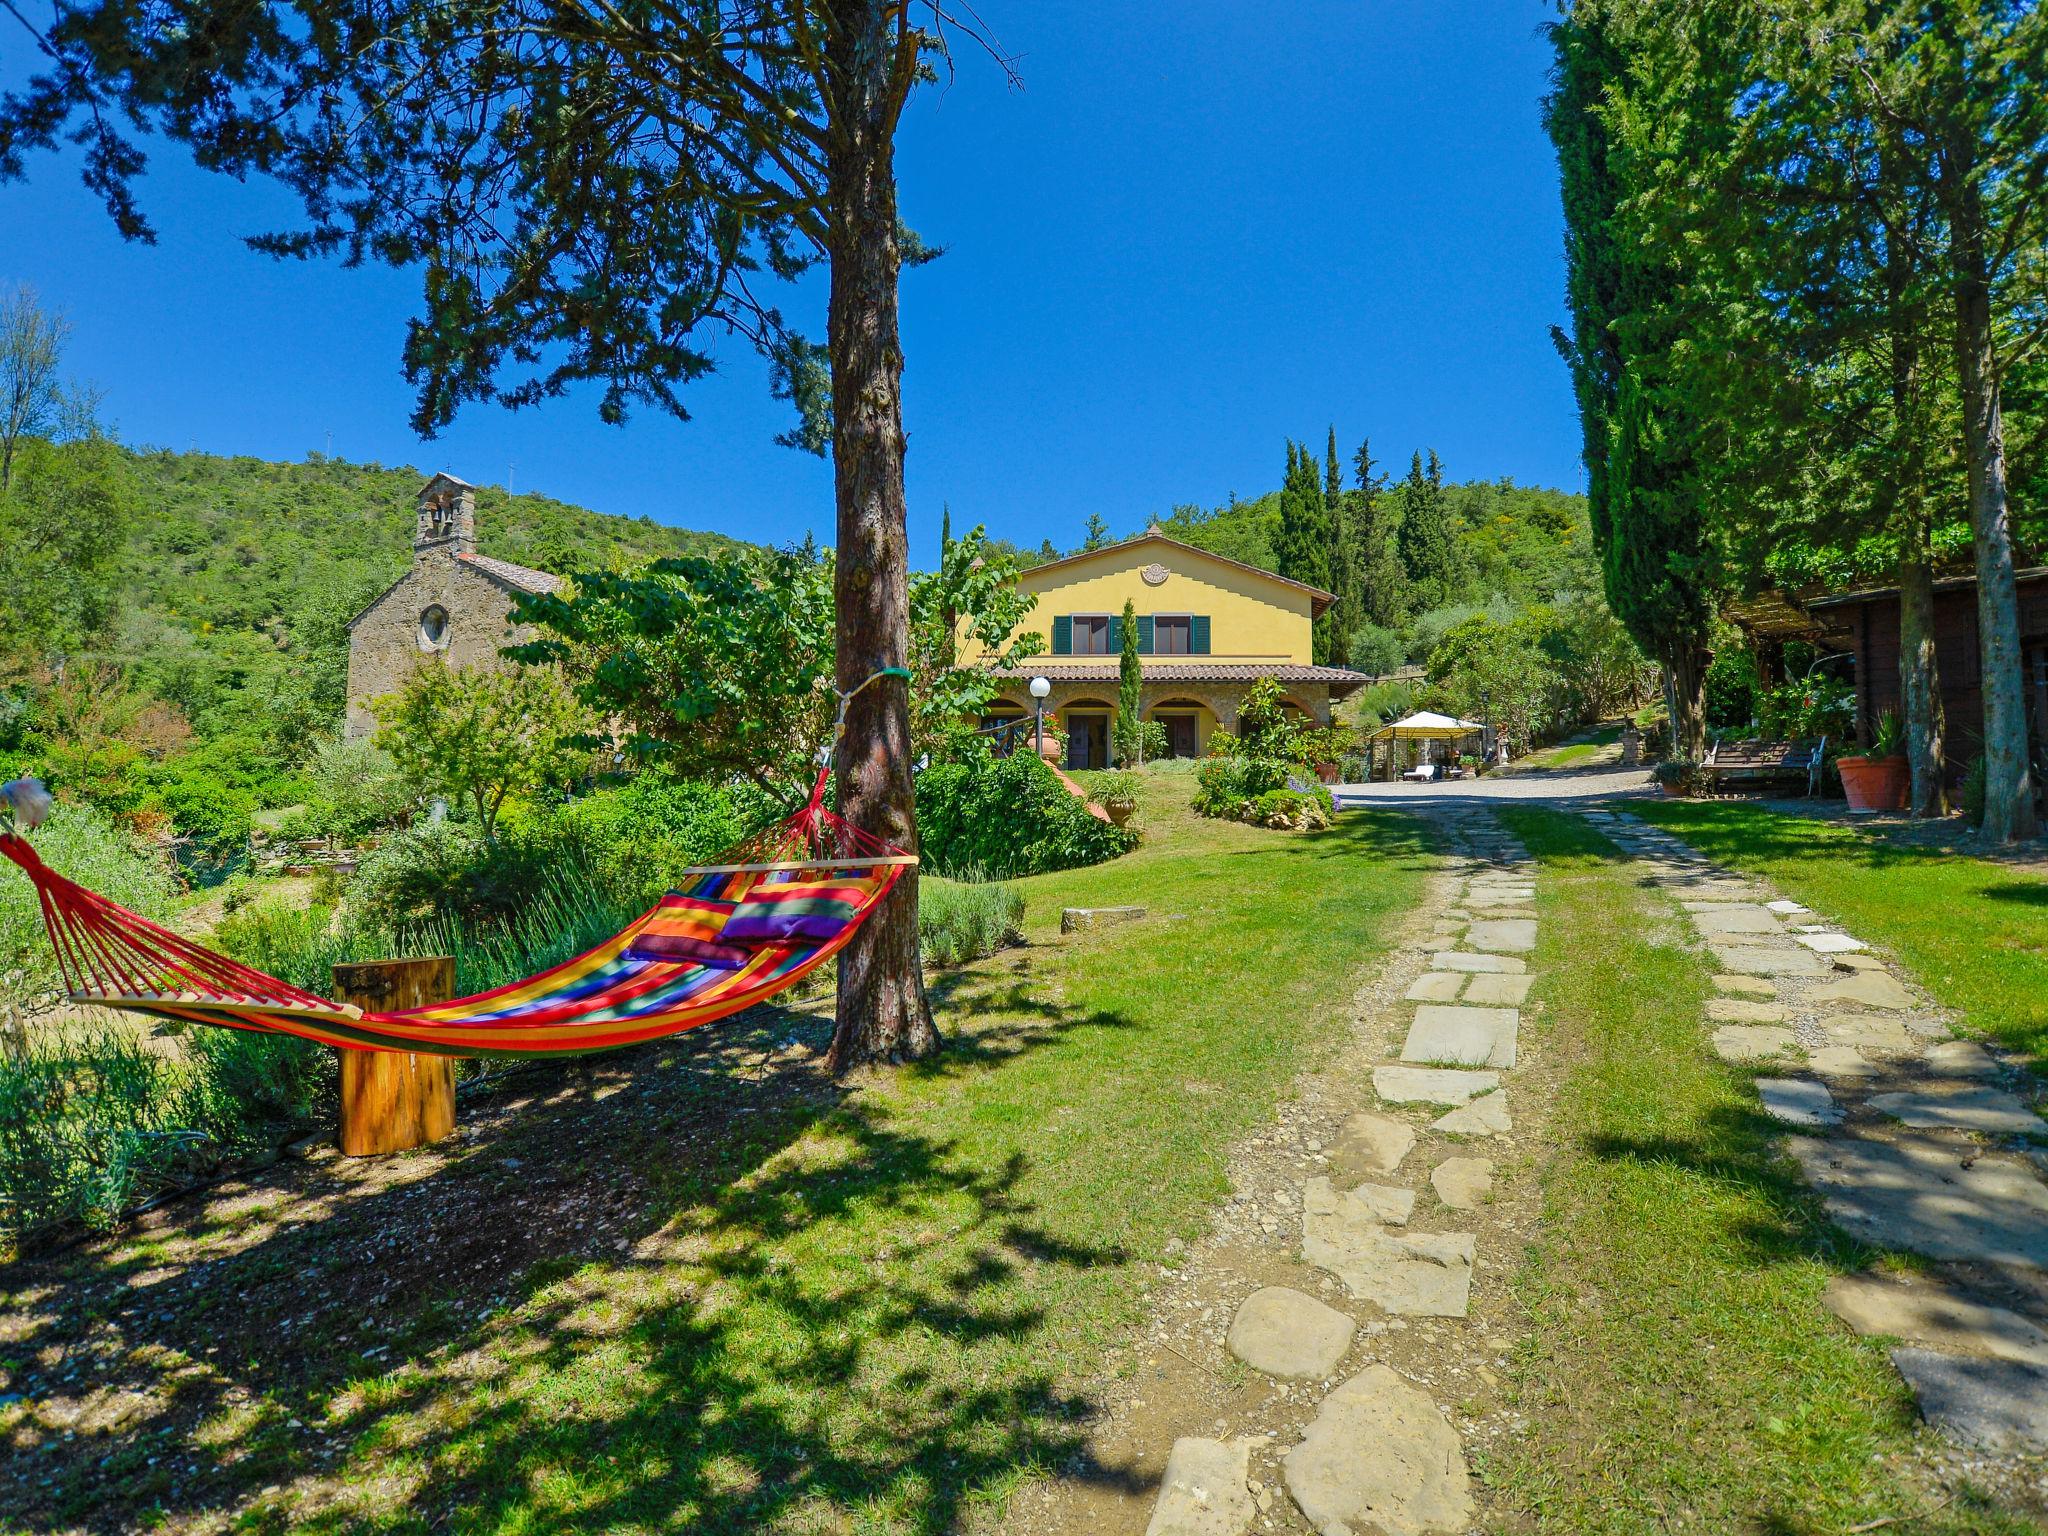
[963, 527, 1370, 769]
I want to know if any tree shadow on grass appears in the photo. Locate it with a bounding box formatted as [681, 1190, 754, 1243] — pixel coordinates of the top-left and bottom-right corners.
[1981, 881, 2048, 906]
[0, 979, 1137, 1535]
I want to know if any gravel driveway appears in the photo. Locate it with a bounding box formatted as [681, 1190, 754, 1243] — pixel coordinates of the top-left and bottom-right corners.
[1333, 763, 1656, 808]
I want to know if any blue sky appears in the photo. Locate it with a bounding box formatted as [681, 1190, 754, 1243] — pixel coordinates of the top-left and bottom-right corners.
[0, 1, 1577, 557]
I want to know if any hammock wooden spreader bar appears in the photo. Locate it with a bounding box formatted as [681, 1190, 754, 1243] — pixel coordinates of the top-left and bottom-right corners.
[0, 766, 914, 1058]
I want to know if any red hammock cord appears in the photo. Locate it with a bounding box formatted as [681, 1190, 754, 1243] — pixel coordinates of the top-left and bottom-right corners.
[0, 775, 908, 1014]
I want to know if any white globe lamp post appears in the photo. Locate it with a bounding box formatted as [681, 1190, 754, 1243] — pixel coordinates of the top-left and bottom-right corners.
[1029, 675, 1052, 759]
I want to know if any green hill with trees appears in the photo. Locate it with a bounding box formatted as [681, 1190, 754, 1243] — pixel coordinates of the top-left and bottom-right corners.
[0, 435, 751, 854]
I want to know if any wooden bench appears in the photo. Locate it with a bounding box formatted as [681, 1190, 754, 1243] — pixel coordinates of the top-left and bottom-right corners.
[1701, 734, 1826, 796]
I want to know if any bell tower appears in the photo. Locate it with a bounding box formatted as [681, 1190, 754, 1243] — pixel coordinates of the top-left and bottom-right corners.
[415, 472, 477, 557]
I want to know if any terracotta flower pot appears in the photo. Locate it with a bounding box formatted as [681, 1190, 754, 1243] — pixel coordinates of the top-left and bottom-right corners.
[1837, 754, 1908, 813]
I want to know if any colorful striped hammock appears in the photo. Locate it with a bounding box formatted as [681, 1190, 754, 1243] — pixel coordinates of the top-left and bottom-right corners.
[0, 769, 913, 1057]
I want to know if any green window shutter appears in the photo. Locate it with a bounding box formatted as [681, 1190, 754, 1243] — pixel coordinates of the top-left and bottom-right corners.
[1190, 615, 1212, 654]
[1052, 615, 1072, 654]
[1137, 615, 1155, 653]
[1107, 614, 1123, 652]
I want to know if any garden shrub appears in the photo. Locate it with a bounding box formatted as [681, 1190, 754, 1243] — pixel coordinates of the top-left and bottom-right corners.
[1247, 789, 1334, 830]
[1193, 753, 1291, 817]
[345, 817, 500, 926]
[1963, 754, 1986, 829]
[918, 877, 1025, 966]
[0, 804, 173, 1006]
[292, 736, 416, 839]
[916, 750, 1137, 878]
[535, 771, 778, 905]
[1755, 676, 1855, 740]
[0, 1025, 204, 1240]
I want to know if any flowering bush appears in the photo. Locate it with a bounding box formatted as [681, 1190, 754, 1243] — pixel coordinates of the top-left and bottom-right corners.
[1755, 677, 1853, 740]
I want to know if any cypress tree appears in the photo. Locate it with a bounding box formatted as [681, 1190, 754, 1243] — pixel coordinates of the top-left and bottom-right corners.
[1116, 596, 1143, 764]
[1395, 449, 1463, 610]
[1323, 426, 1362, 661]
[1547, 3, 1726, 757]
[1351, 439, 1407, 628]
[1275, 440, 1334, 661]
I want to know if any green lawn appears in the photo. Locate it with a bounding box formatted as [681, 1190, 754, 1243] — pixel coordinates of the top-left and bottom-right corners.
[1627, 800, 2048, 1069]
[1, 771, 1433, 1536]
[1487, 808, 2032, 1535]
[1513, 724, 1621, 772]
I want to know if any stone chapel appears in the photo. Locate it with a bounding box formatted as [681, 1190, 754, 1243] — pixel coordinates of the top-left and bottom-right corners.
[343, 472, 562, 740]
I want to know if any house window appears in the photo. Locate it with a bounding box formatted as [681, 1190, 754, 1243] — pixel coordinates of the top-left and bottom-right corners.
[418, 604, 451, 651]
[1153, 614, 1192, 655]
[1070, 614, 1112, 655]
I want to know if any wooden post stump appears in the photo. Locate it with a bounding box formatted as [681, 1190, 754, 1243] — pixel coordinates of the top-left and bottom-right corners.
[333, 956, 457, 1157]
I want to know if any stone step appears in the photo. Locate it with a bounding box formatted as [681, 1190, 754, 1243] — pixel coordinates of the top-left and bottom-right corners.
[1372, 1065, 1501, 1106]
[1144, 1436, 1256, 1536]
[1402, 1005, 1519, 1069]
[1790, 1133, 2048, 1267]
[1226, 1286, 1357, 1380]
[1283, 1365, 1475, 1535]
[1431, 1089, 1511, 1136]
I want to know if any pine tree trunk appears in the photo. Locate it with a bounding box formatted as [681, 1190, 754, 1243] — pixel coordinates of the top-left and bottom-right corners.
[1897, 540, 1947, 817]
[1883, 151, 1947, 821]
[1665, 642, 1709, 760]
[823, 2, 939, 1071]
[1945, 163, 2037, 842]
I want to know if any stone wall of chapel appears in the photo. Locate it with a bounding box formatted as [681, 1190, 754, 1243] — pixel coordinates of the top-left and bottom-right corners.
[344, 553, 538, 740]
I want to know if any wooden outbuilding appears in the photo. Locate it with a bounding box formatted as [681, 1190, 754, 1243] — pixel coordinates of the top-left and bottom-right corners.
[1728, 569, 2048, 765]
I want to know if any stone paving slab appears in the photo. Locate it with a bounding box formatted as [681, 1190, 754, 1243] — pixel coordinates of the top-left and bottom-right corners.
[1305, 1174, 1416, 1228]
[1789, 1134, 2048, 1267]
[1766, 899, 1810, 915]
[1461, 972, 1533, 1006]
[1466, 919, 1537, 953]
[1824, 1273, 2048, 1366]
[1282, 1365, 1475, 1536]
[1328, 1112, 1416, 1183]
[1819, 1015, 1918, 1056]
[1372, 1065, 1501, 1106]
[1432, 951, 1526, 974]
[1402, 1005, 1519, 1069]
[1711, 1024, 1801, 1063]
[1430, 1156, 1494, 1210]
[1707, 997, 1790, 1024]
[1302, 1218, 1476, 1317]
[1145, 1436, 1256, 1536]
[1811, 971, 1915, 1011]
[1713, 945, 1828, 977]
[1867, 1084, 2044, 1136]
[1405, 972, 1467, 1003]
[1808, 1045, 1881, 1082]
[1890, 1349, 2048, 1453]
[1713, 973, 1779, 998]
[1756, 1077, 1842, 1128]
[1431, 1089, 1511, 1136]
[1925, 1040, 1999, 1078]
[1798, 932, 1869, 954]
[1226, 1286, 1357, 1380]
[1689, 905, 1780, 935]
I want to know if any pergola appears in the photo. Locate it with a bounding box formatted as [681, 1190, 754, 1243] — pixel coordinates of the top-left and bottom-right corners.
[1364, 711, 1486, 780]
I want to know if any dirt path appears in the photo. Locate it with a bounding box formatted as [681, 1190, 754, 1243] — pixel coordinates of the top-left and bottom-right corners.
[1002, 809, 1564, 1536]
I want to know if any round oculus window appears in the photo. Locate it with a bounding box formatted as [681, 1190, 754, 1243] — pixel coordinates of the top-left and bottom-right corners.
[418, 604, 451, 651]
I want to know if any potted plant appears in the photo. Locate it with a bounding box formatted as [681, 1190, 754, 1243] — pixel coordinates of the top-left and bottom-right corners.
[1653, 758, 1702, 797]
[1837, 712, 1908, 813]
